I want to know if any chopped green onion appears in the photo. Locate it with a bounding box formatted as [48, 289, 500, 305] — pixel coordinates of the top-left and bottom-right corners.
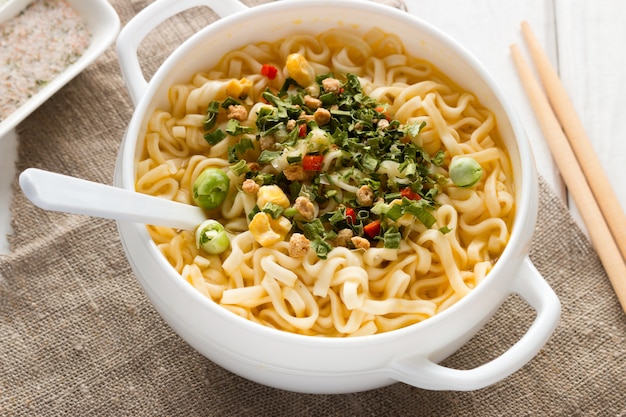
[302, 218, 326, 241]
[287, 154, 302, 164]
[230, 159, 250, 176]
[204, 129, 226, 145]
[248, 205, 260, 221]
[357, 210, 370, 222]
[320, 92, 339, 106]
[327, 209, 346, 226]
[384, 192, 401, 202]
[258, 150, 282, 165]
[310, 238, 333, 259]
[195, 219, 230, 254]
[439, 226, 452, 234]
[228, 137, 254, 162]
[252, 173, 276, 185]
[370, 200, 390, 215]
[203, 100, 220, 130]
[404, 120, 426, 139]
[403, 198, 436, 228]
[400, 160, 417, 178]
[385, 204, 404, 221]
[433, 150, 445, 166]
[289, 182, 303, 201]
[225, 119, 253, 136]
[283, 207, 298, 218]
[262, 202, 285, 219]
[362, 154, 379, 172]
[383, 226, 401, 249]
[329, 108, 351, 117]
[221, 97, 242, 109]
[324, 189, 338, 200]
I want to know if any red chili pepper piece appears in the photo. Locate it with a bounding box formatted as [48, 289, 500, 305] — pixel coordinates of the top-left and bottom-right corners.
[302, 154, 324, 171]
[298, 123, 307, 137]
[261, 64, 278, 80]
[363, 219, 381, 239]
[400, 187, 421, 201]
[375, 105, 391, 121]
[345, 207, 357, 224]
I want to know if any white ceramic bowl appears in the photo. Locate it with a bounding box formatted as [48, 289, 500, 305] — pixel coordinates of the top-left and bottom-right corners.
[114, 0, 560, 394]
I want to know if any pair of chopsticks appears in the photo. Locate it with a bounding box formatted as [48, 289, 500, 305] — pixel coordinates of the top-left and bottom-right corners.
[511, 22, 626, 314]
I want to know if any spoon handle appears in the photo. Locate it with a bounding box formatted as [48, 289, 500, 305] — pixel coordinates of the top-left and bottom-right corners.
[19, 168, 206, 231]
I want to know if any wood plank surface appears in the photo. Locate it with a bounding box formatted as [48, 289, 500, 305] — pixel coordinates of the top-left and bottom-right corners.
[409, 0, 626, 237]
[406, 0, 564, 199]
[555, 0, 626, 229]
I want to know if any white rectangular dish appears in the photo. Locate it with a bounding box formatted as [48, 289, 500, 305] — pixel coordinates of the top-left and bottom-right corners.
[0, 0, 32, 24]
[0, 0, 120, 138]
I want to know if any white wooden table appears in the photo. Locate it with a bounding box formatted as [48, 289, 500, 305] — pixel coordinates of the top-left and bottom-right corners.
[405, 0, 626, 234]
[1, 0, 625, 253]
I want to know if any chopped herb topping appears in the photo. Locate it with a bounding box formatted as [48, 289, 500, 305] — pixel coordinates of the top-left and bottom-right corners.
[201, 65, 450, 258]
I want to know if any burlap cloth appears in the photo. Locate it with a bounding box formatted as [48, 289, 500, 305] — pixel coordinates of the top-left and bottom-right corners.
[1, 0, 625, 415]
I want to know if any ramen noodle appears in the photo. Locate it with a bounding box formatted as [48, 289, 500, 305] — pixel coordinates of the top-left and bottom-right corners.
[136, 27, 515, 337]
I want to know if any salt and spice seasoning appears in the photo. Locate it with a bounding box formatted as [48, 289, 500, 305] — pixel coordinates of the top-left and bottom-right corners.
[0, 0, 91, 121]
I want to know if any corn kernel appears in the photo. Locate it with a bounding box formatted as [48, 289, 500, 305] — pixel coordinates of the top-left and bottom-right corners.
[257, 185, 290, 209]
[286, 53, 315, 87]
[226, 78, 252, 98]
[249, 212, 292, 247]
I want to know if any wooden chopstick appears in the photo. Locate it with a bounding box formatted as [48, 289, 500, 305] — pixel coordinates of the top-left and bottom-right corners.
[520, 21, 626, 263]
[510, 43, 626, 314]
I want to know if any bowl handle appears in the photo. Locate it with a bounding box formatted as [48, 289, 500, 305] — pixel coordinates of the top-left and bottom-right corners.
[388, 257, 560, 390]
[116, 0, 248, 106]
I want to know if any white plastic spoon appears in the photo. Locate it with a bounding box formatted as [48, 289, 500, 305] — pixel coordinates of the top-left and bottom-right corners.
[19, 168, 206, 231]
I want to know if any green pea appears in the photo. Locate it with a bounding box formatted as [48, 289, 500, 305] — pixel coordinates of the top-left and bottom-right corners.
[195, 219, 230, 254]
[193, 168, 230, 210]
[449, 156, 483, 188]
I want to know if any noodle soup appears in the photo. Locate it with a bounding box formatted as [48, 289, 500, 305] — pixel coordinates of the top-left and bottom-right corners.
[136, 27, 515, 337]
